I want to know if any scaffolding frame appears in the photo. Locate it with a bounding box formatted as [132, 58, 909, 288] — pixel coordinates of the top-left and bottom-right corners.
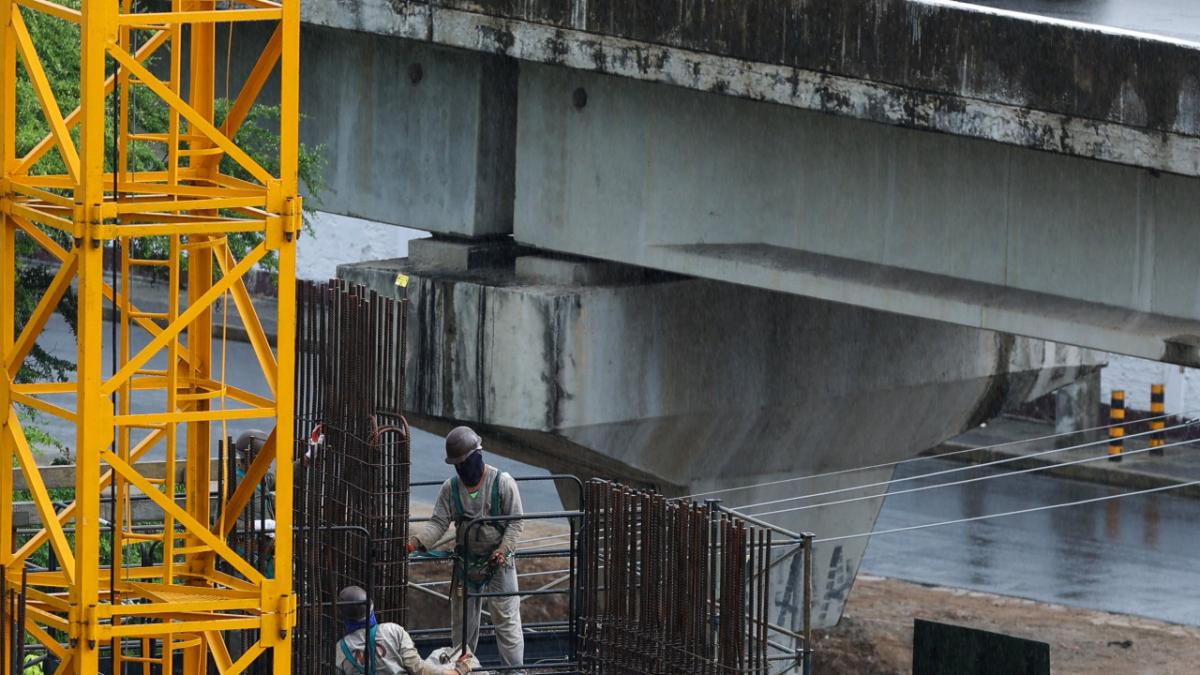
[0, 0, 299, 671]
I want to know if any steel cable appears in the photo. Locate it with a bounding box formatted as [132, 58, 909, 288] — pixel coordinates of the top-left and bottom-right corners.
[726, 417, 1198, 512]
[745, 434, 1199, 518]
[813, 477, 1200, 544]
[680, 409, 1193, 501]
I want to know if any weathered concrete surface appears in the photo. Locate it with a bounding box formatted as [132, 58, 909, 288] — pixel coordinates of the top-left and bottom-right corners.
[304, 0, 1200, 176]
[514, 63, 1200, 365]
[340, 253, 1099, 626]
[296, 29, 517, 233]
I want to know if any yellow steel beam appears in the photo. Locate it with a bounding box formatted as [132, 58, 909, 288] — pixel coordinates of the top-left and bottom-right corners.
[9, 201, 74, 233]
[6, 409, 78, 582]
[107, 616, 262, 638]
[214, 240, 278, 395]
[24, 620, 69, 659]
[111, 194, 267, 214]
[102, 242, 267, 396]
[11, 9, 80, 182]
[227, 642, 267, 675]
[206, 631, 235, 673]
[218, 431, 275, 537]
[119, 8, 282, 25]
[6, 178, 76, 206]
[10, 389, 77, 421]
[6, 249, 77, 377]
[9, 214, 200, 370]
[15, 0, 80, 22]
[12, 425, 167, 567]
[22, 587, 71, 611]
[102, 449, 266, 584]
[94, 219, 266, 239]
[24, 603, 70, 632]
[203, 23, 281, 173]
[15, 30, 169, 175]
[114, 406, 275, 426]
[4, 0, 298, 668]
[107, 43, 273, 184]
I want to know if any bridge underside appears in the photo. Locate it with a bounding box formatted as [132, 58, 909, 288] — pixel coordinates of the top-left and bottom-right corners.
[341, 249, 1098, 628]
[257, 26, 1200, 365]
[207, 0, 1200, 630]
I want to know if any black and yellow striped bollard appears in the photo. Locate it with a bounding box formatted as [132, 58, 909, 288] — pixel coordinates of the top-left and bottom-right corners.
[1108, 390, 1125, 462]
[1150, 384, 1165, 457]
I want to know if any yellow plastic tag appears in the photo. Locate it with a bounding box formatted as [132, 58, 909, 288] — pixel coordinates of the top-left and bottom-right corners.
[395, 273, 410, 288]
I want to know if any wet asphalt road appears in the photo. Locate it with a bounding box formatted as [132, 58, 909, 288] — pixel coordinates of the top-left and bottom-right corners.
[968, 0, 1200, 42]
[31, 318, 1199, 624]
[861, 458, 1200, 626]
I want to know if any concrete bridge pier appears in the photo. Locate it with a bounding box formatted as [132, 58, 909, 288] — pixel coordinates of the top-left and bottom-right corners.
[340, 242, 1097, 627]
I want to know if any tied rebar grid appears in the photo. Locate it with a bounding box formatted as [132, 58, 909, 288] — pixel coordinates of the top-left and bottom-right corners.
[293, 280, 411, 673]
[580, 481, 773, 674]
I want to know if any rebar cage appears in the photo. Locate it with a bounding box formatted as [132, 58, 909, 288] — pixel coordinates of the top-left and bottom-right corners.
[579, 481, 813, 675]
[292, 279, 411, 673]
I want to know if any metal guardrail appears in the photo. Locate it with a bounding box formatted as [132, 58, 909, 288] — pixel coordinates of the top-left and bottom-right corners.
[408, 474, 585, 673]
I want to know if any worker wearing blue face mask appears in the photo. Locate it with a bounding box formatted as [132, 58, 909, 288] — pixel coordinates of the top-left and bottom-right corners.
[408, 426, 525, 673]
[335, 585, 472, 674]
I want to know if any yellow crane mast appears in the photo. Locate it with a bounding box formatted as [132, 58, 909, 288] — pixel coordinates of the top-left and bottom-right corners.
[0, 0, 299, 671]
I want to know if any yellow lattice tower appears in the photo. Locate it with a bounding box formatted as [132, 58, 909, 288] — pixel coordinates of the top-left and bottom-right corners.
[0, 0, 299, 671]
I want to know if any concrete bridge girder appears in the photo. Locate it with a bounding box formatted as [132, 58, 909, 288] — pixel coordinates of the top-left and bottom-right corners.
[513, 63, 1200, 365]
[290, 25, 1200, 364]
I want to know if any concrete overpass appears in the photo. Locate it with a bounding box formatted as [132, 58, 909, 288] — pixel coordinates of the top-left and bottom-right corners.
[291, 0, 1200, 366]
[225, 0, 1200, 626]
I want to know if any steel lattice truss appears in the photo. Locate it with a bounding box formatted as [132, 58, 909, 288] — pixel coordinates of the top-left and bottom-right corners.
[0, 0, 300, 672]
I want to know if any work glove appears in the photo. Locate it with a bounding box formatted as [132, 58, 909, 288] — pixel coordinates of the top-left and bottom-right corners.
[406, 536, 422, 555]
[454, 648, 474, 674]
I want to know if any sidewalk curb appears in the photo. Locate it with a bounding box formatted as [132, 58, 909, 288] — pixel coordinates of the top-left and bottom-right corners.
[928, 442, 1200, 500]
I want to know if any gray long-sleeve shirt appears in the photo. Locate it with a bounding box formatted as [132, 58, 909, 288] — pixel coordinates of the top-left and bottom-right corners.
[415, 465, 524, 559]
[335, 623, 447, 674]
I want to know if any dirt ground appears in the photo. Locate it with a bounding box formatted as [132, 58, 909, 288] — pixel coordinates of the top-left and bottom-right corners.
[816, 574, 1200, 674]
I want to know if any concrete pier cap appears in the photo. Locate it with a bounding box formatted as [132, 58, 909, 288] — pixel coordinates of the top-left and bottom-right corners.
[340, 244, 1100, 627]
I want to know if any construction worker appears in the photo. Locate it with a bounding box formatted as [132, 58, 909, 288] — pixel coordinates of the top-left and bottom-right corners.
[230, 429, 276, 575]
[233, 429, 276, 521]
[408, 426, 525, 672]
[336, 586, 472, 674]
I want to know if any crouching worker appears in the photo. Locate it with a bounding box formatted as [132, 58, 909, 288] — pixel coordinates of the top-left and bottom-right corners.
[336, 586, 474, 674]
[407, 426, 525, 673]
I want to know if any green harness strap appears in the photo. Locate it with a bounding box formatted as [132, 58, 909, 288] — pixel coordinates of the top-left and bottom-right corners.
[451, 470, 508, 591]
[450, 469, 506, 535]
[339, 624, 379, 674]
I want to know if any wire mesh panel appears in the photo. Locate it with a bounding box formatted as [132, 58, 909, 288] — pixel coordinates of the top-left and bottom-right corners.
[293, 280, 411, 672]
[579, 481, 788, 674]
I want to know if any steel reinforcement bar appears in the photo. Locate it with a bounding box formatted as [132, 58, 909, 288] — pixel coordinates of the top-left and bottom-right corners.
[292, 280, 411, 673]
[579, 481, 805, 674]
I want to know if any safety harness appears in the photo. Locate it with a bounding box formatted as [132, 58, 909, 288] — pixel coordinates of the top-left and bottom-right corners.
[338, 624, 378, 674]
[450, 469, 509, 591]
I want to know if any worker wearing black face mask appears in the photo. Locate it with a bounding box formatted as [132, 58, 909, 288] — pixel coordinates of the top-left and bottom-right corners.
[408, 426, 526, 673]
